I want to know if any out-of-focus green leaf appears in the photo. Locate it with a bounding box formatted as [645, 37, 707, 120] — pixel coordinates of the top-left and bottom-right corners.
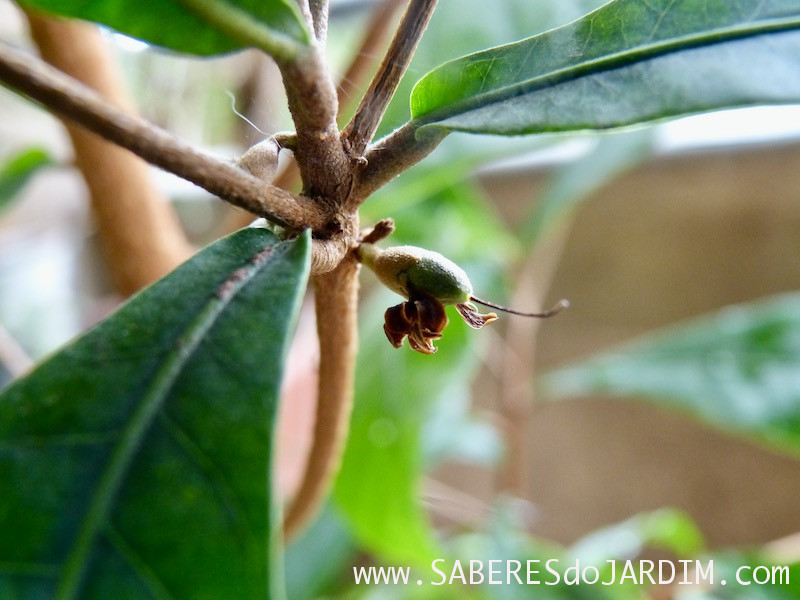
[0, 148, 52, 212]
[410, 0, 800, 135]
[284, 506, 356, 600]
[337, 180, 514, 568]
[570, 509, 705, 565]
[434, 503, 637, 600]
[18, 0, 309, 58]
[521, 129, 655, 251]
[361, 136, 553, 224]
[0, 227, 310, 599]
[365, 179, 515, 263]
[421, 378, 503, 467]
[542, 293, 800, 457]
[334, 291, 477, 566]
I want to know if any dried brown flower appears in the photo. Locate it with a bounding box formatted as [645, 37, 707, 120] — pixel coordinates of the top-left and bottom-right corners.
[359, 238, 567, 355]
[382, 289, 497, 354]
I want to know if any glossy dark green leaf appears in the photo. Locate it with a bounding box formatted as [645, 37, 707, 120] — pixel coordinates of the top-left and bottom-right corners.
[348, 0, 604, 210]
[18, 0, 309, 58]
[410, 0, 800, 135]
[372, 0, 608, 135]
[542, 293, 800, 456]
[0, 147, 52, 212]
[0, 226, 310, 599]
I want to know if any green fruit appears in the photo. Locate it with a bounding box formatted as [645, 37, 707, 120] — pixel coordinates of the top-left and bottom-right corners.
[358, 243, 472, 305]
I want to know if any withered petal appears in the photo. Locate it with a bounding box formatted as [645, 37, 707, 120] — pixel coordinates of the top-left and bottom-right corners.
[383, 323, 406, 348]
[382, 294, 451, 355]
[408, 333, 437, 355]
[384, 304, 411, 348]
[385, 303, 412, 331]
[400, 300, 416, 322]
[414, 296, 448, 335]
[456, 303, 498, 329]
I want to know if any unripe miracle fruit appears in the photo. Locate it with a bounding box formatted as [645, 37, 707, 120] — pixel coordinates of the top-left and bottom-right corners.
[356, 243, 473, 305]
[356, 241, 569, 354]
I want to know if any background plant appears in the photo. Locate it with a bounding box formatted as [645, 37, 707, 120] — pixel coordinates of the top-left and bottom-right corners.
[2, 0, 800, 598]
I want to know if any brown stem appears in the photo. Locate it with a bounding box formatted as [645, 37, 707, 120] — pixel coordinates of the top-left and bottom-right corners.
[219, 0, 405, 233]
[280, 47, 350, 202]
[277, 0, 406, 187]
[284, 253, 360, 536]
[25, 14, 192, 296]
[336, 0, 405, 119]
[0, 39, 332, 236]
[341, 0, 438, 158]
[309, 0, 330, 42]
[295, 0, 312, 27]
[353, 121, 447, 204]
[277, 23, 371, 528]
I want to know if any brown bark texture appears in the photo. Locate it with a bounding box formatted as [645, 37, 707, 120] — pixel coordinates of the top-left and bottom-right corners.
[25, 13, 192, 296]
[284, 255, 360, 536]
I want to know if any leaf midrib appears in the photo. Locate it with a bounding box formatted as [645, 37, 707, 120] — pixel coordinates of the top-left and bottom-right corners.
[413, 15, 800, 127]
[55, 244, 278, 600]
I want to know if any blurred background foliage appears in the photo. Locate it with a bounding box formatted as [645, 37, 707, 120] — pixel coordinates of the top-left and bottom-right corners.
[2, 0, 800, 597]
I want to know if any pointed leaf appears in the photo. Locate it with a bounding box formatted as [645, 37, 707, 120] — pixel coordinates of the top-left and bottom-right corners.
[542, 293, 800, 457]
[18, 0, 309, 58]
[411, 0, 800, 135]
[374, 0, 608, 135]
[0, 227, 310, 599]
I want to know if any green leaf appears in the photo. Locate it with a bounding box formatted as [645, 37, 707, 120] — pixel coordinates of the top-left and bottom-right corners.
[542, 293, 800, 457]
[371, 0, 609, 135]
[284, 506, 355, 600]
[18, 0, 309, 58]
[0, 226, 310, 599]
[520, 129, 655, 251]
[570, 509, 705, 565]
[334, 292, 478, 566]
[337, 181, 513, 566]
[0, 147, 52, 212]
[410, 0, 800, 135]
[355, 0, 604, 218]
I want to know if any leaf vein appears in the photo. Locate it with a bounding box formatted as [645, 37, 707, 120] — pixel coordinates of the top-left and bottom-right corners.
[159, 412, 260, 557]
[55, 241, 282, 600]
[104, 525, 177, 600]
